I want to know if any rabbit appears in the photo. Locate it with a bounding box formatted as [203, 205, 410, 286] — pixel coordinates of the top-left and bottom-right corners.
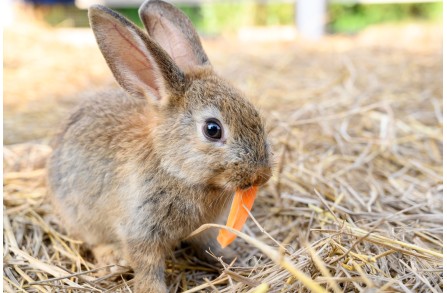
[47, 0, 272, 292]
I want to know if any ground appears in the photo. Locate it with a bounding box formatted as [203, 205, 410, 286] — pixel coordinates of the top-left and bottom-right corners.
[3, 7, 443, 293]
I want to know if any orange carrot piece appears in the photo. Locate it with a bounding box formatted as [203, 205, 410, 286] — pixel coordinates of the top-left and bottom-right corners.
[217, 186, 258, 248]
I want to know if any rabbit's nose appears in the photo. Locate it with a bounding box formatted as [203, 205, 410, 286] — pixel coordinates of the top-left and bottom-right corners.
[252, 166, 272, 187]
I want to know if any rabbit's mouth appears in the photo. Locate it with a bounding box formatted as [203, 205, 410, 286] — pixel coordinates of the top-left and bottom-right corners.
[236, 166, 272, 190]
[239, 183, 255, 190]
[204, 163, 272, 192]
[223, 175, 271, 193]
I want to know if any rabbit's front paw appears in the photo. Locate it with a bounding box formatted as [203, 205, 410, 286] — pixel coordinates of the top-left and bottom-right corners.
[203, 243, 237, 265]
[92, 243, 130, 276]
[187, 230, 237, 264]
[217, 246, 238, 264]
[134, 273, 167, 293]
[126, 240, 168, 293]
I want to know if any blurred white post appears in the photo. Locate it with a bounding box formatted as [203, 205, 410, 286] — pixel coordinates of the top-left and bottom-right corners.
[2, 0, 14, 27]
[296, 0, 327, 40]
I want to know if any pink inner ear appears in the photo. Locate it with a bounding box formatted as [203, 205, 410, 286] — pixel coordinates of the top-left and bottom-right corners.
[151, 18, 198, 72]
[105, 19, 161, 100]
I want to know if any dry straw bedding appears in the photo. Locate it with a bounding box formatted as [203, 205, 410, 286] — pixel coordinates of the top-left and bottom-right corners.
[3, 17, 442, 292]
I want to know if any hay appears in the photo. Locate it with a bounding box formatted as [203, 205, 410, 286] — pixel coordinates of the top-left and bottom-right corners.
[3, 8, 442, 292]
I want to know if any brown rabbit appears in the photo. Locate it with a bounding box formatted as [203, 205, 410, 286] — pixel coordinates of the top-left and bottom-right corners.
[47, 0, 272, 292]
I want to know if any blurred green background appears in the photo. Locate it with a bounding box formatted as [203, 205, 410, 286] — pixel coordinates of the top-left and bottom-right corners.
[39, 1, 442, 34]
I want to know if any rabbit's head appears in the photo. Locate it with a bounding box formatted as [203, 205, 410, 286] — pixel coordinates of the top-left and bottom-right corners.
[89, 0, 272, 191]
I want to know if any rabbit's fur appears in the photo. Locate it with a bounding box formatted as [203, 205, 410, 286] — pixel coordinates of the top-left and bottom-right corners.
[47, 1, 272, 292]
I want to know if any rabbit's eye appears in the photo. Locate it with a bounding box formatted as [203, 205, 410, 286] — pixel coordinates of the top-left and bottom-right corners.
[203, 119, 223, 141]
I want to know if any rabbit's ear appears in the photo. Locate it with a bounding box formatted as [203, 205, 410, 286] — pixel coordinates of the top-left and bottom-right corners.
[139, 0, 210, 72]
[89, 5, 185, 103]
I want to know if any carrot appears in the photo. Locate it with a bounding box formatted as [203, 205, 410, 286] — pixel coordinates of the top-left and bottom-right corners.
[217, 186, 258, 248]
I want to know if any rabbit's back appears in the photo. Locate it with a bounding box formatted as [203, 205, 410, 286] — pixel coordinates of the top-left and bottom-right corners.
[48, 89, 149, 245]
